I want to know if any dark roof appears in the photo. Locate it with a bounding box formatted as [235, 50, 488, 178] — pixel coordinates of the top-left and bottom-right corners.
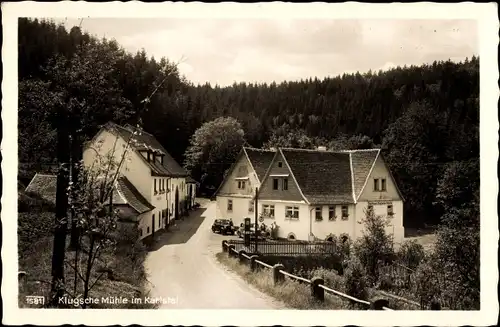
[243, 147, 276, 182]
[25, 174, 57, 204]
[185, 176, 197, 184]
[107, 122, 188, 177]
[280, 149, 354, 204]
[350, 149, 380, 199]
[113, 176, 155, 214]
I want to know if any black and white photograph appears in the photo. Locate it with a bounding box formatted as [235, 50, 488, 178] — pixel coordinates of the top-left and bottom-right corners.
[2, 2, 498, 326]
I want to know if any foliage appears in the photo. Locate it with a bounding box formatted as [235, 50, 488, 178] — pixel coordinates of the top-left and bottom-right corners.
[183, 116, 246, 190]
[344, 256, 369, 303]
[18, 191, 56, 213]
[354, 208, 395, 284]
[435, 159, 479, 213]
[18, 212, 55, 255]
[397, 240, 425, 270]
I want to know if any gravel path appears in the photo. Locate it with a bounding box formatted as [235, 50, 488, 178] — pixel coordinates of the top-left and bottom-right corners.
[145, 200, 286, 309]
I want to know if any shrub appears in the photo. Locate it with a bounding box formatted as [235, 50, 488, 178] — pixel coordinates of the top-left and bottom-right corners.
[354, 209, 394, 284]
[312, 267, 345, 292]
[344, 257, 369, 303]
[398, 240, 425, 270]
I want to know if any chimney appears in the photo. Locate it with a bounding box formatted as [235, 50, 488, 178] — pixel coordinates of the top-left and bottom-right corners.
[317, 146, 327, 151]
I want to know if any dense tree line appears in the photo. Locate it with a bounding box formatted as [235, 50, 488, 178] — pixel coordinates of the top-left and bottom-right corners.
[18, 18, 478, 227]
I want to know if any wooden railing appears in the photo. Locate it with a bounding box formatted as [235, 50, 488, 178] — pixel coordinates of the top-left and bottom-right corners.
[221, 240, 408, 310]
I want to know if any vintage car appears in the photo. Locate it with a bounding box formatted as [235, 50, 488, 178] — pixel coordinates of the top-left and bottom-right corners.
[211, 219, 235, 235]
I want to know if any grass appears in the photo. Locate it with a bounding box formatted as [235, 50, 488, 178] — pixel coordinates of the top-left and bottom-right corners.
[216, 252, 356, 310]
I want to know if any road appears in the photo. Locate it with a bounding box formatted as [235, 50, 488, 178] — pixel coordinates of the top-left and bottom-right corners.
[144, 200, 285, 309]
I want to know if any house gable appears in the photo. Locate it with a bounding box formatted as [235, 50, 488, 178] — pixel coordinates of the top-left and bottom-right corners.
[258, 149, 305, 202]
[215, 149, 259, 197]
[357, 153, 403, 202]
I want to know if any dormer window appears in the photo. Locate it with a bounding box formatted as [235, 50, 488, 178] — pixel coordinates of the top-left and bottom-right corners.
[278, 162, 283, 168]
[160, 154, 164, 165]
[147, 151, 151, 162]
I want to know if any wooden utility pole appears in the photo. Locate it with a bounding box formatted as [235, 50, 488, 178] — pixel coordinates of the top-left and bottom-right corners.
[254, 187, 259, 253]
[50, 104, 70, 305]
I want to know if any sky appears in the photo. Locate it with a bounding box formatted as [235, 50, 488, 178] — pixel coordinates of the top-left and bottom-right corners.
[58, 18, 478, 87]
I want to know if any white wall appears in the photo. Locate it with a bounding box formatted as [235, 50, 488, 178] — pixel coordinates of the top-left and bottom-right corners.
[257, 201, 309, 240]
[354, 200, 404, 244]
[83, 129, 152, 200]
[310, 204, 356, 240]
[216, 195, 255, 226]
[168, 177, 187, 220]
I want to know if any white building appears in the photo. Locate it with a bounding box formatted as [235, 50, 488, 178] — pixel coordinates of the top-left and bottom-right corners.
[215, 146, 405, 244]
[83, 122, 194, 240]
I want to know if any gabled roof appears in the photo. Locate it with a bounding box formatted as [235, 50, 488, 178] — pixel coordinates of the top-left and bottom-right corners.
[213, 147, 276, 198]
[243, 147, 276, 183]
[104, 122, 188, 177]
[350, 149, 380, 200]
[112, 176, 155, 214]
[25, 173, 57, 204]
[261, 148, 391, 205]
[185, 176, 198, 184]
[279, 148, 354, 204]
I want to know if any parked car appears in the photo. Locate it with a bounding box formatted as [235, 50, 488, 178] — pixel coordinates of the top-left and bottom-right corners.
[211, 219, 235, 235]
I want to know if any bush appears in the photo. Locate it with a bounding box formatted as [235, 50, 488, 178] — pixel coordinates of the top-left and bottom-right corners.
[312, 267, 345, 292]
[344, 257, 369, 303]
[18, 212, 55, 255]
[354, 209, 395, 284]
[398, 240, 425, 269]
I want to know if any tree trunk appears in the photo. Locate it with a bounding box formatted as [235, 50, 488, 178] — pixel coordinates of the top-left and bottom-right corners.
[50, 105, 70, 306]
[69, 115, 82, 249]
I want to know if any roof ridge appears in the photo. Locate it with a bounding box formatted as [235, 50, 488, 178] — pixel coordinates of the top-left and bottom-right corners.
[243, 146, 275, 152]
[280, 147, 381, 153]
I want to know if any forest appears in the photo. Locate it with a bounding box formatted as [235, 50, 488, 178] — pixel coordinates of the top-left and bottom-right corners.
[18, 18, 479, 228]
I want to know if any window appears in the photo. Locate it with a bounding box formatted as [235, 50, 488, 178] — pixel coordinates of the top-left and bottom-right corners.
[147, 227, 150, 233]
[154, 179, 157, 194]
[273, 178, 279, 190]
[139, 229, 143, 237]
[249, 200, 254, 213]
[381, 179, 387, 191]
[237, 180, 246, 189]
[341, 205, 349, 220]
[387, 204, 394, 217]
[227, 199, 233, 212]
[158, 212, 161, 227]
[278, 161, 283, 168]
[285, 206, 299, 219]
[315, 207, 322, 221]
[282, 178, 288, 190]
[328, 206, 336, 221]
[262, 204, 275, 218]
[374, 178, 379, 191]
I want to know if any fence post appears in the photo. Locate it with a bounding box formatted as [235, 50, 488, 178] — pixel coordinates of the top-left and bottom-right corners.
[310, 277, 324, 302]
[430, 299, 442, 310]
[228, 245, 235, 258]
[222, 240, 228, 252]
[250, 255, 259, 272]
[272, 264, 285, 285]
[238, 250, 247, 264]
[371, 298, 390, 310]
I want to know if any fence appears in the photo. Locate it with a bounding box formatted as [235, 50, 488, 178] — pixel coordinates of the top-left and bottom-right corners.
[222, 240, 395, 310]
[226, 239, 337, 256]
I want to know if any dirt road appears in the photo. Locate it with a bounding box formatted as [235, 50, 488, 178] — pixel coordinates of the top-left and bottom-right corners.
[145, 200, 285, 309]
